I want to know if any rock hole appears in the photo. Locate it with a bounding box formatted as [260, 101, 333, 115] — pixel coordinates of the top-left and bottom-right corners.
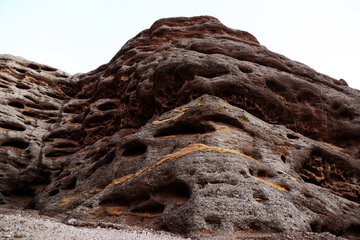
[256, 169, 273, 178]
[287, 133, 299, 139]
[53, 141, 77, 148]
[265, 78, 287, 93]
[27, 64, 40, 70]
[2, 139, 29, 149]
[24, 95, 38, 103]
[332, 101, 340, 110]
[16, 83, 31, 90]
[155, 181, 191, 204]
[238, 65, 253, 73]
[61, 176, 77, 190]
[205, 214, 221, 226]
[15, 161, 26, 168]
[154, 122, 215, 137]
[26, 102, 42, 110]
[23, 111, 43, 119]
[131, 201, 165, 214]
[45, 150, 74, 158]
[199, 69, 230, 78]
[122, 141, 147, 156]
[312, 148, 322, 157]
[343, 224, 360, 239]
[46, 91, 65, 100]
[281, 155, 286, 163]
[49, 189, 60, 196]
[41, 66, 57, 72]
[251, 149, 263, 160]
[253, 189, 268, 203]
[337, 108, 355, 121]
[98, 102, 118, 111]
[0, 122, 26, 131]
[8, 101, 25, 109]
[296, 89, 319, 103]
[249, 221, 262, 231]
[0, 83, 8, 88]
[84, 114, 115, 128]
[310, 220, 322, 232]
[15, 68, 26, 74]
[101, 194, 150, 210]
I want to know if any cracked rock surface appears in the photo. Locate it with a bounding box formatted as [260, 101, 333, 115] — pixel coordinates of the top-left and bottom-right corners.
[0, 16, 359, 239]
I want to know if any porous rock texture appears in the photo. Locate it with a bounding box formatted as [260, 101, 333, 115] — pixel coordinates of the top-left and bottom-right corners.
[0, 16, 360, 239]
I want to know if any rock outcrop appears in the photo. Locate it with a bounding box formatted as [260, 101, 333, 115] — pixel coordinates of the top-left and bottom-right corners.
[0, 16, 359, 239]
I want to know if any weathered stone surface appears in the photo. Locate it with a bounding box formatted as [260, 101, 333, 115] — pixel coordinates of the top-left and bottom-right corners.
[0, 16, 359, 239]
[0, 55, 71, 197]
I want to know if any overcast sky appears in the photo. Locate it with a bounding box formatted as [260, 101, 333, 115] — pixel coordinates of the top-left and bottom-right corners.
[1, 0, 359, 90]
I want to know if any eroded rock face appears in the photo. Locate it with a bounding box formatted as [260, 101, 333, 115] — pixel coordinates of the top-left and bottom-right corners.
[0, 55, 71, 198]
[0, 16, 359, 239]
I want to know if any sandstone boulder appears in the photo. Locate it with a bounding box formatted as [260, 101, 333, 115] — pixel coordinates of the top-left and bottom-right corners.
[0, 16, 359, 239]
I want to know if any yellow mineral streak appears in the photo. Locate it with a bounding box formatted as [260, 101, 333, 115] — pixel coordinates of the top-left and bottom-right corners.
[254, 176, 288, 192]
[321, 141, 339, 150]
[152, 107, 188, 124]
[58, 193, 81, 207]
[289, 176, 298, 181]
[108, 143, 257, 187]
[89, 188, 103, 194]
[109, 174, 134, 186]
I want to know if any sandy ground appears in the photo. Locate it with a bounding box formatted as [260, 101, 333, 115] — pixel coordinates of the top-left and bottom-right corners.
[0, 208, 188, 240]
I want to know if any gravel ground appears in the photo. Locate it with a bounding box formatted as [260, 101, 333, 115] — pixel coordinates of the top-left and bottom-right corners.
[0, 209, 188, 240]
[0, 209, 351, 240]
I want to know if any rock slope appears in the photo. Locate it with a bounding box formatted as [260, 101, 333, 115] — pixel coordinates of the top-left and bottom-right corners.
[0, 16, 359, 239]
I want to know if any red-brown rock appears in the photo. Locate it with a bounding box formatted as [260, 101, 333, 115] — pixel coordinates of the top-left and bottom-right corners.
[0, 16, 359, 239]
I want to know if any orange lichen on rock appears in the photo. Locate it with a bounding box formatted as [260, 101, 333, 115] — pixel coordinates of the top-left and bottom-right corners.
[58, 193, 81, 207]
[254, 177, 288, 192]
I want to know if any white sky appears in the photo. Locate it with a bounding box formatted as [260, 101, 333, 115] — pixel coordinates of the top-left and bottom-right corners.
[1, 0, 359, 90]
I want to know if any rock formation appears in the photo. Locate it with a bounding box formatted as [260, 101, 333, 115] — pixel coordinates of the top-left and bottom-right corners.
[0, 16, 359, 239]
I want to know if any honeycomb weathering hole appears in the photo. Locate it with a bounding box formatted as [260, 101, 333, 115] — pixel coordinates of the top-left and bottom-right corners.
[16, 83, 31, 90]
[1, 139, 29, 149]
[0, 122, 26, 131]
[287, 133, 299, 139]
[154, 181, 191, 205]
[98, 102, 118, 111]
[8, 101, 25, 109]
[122, 141, 147, 156]
[49, 189, 60, 196]
[131, 201, 165, 214]
[154, 122, 215, 137]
